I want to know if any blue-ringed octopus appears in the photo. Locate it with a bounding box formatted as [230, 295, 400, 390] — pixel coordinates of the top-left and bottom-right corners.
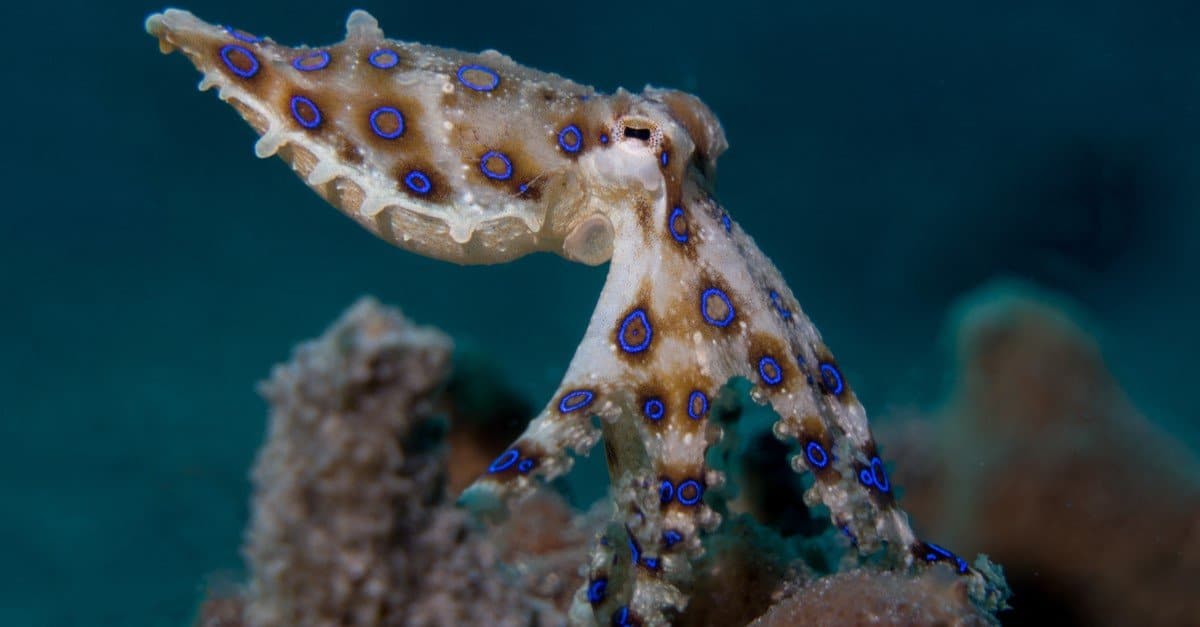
[146, 9, 1007, 625]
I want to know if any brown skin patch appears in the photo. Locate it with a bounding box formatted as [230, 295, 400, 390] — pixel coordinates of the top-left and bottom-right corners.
[278, 90, 328, 132]
[813, 347, 855, 401]
[631, 197, 655, 243]
[664, 196, 701, 263]
[551, 116, 590, 160]
[691, 273, 742, 339]
[455, 62, 507, 94]
[358, 46, 410, 72]
[610, 277, 713, 371]
[660, 368, 717, 437]
[851, 440, 896, 507]
[634, 384, 668, 427]
[353, 91, 431, 155]
[614, 303, 654, 363]
[747, 332, 796, 391]
[480, 439, 548, 483]
[393, 159, 452, 204]
[660, 473, 707, 514]
[798, 415, 841, 482]
[212, 42, 264, 83]
[516, 176, 545, 202]
[462, 144, 546, 196]
[439, 56, 521, 112]
[288, 48, 332, 72]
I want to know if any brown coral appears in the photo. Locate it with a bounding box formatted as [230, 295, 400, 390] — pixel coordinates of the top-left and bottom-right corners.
[884, 284, 1200, 626]
[199, 298, 595, 627]
[749, 567, 995, 627]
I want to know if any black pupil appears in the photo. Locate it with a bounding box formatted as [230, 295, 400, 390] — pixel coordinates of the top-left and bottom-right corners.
[624, 127, 652, 140]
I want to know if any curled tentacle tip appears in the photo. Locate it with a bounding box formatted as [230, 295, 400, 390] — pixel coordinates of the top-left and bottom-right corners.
[455, 482, 508, 519]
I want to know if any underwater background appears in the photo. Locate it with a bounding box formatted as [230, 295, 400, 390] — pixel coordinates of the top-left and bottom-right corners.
[2, 0, 1197, 624]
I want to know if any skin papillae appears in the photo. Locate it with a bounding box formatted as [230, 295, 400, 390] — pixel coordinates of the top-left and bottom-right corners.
[146, 9, 1007, 625]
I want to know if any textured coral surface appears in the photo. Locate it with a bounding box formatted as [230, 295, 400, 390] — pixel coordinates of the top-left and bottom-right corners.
[748, 568, 994, 627]
[202, 298, 593, 626]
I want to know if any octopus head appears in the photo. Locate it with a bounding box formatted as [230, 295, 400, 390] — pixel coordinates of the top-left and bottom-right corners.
[562, 88, 729, 265]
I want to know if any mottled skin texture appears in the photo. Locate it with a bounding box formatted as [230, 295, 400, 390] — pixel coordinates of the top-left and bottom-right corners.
[147, 10, 1004, 625]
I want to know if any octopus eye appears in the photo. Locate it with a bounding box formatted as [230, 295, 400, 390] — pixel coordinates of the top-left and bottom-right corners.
[623, 126, 652, 141]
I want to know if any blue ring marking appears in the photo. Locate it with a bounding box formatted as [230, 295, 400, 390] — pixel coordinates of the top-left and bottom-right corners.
[668, 206, 688, 243]
[558, 389, 595, 413]
[368, 49, 399, 69]
[587, 578, 607, 604]
[557, 124, 582, 153]
[518, 183, 529, 194]
[223, 25, 261, 43]
[924, 542, 953, 562]
[456, 64, 500, 91]
[659, 479, 674, 504]
[687, 390, 708, 420]
[700, 287, 735, 327]
[613, 606, 631, 627]
[487, 449, 519, 473]
[721, 213, 732, 232]
[858, 468, 875, 488]
[599, 133, 609, 144]
[403, 170, 432, 195]
[517, 458, 536, 473]
[219, 44, 259, 79]
[819, 362, 844, 395]
[660, 150, 669, 166]
[627, 535, 640, 564]
[869, 456, 891, 492]
[617, 309, 652, 353]
[643, 398, 665, 421]
[368, 106, 405, 139]
[677, 479, 703, 506]
[758, 356, 783, 386]
[769, 290, 792, 320]
[923, 542, 969, 574]
[292, 50, 330, 71]
[643, 556, 660, 570]
[289, 95, 321, 129]
[479, 150, 513, 180]
[663, 530, 682, 548]
[805, 441, 830, 470]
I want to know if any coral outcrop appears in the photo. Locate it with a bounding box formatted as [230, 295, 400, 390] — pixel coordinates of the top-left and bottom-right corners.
[199, 298, 595, 626]
[883, 284, 1200, 626]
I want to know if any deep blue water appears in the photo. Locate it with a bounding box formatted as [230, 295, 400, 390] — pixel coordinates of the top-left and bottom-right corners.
[2, 0, 1197, 624]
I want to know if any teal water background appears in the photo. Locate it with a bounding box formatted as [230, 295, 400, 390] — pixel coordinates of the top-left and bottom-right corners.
[2, 1, 1197, 624]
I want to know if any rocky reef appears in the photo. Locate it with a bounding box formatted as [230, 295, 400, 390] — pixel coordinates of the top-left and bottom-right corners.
[195, 286, 1198, 626]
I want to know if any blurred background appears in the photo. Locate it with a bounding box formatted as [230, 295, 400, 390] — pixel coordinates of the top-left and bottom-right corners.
[1, 0, 1196, 624]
